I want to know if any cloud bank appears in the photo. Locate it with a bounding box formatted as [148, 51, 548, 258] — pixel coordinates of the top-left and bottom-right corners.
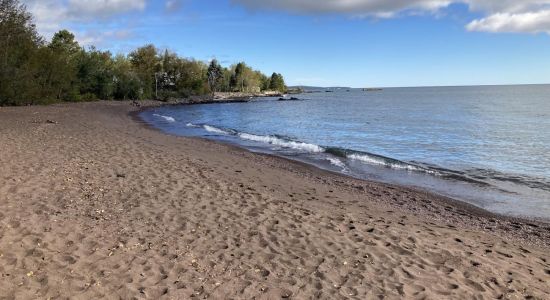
[233, 0, 550, 34]
[21, 0, 149, 45]
[233, 0, 452, 17]
[20, 0, 550, 41]
[67, 0, 146, 18]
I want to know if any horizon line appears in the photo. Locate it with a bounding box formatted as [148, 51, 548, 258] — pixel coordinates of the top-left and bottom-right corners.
[291, 83, 550, 89]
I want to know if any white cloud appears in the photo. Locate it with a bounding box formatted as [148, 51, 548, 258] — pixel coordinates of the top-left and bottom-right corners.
[66, 0, 146, 19]
[466, 10, 550, 34]
[21, 0, 550, 38]
[23, 0, 147, 23]
[23, 0, 67, 36]
[76, 29, 134, 47]
[233, 0, 452, 17]
[464, 1, 550, 14]
[22, 0, 147, 43]
[233, 0, 550, 34]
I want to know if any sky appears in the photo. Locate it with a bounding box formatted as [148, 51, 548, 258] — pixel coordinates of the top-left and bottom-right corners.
[21, 0, 550, 88]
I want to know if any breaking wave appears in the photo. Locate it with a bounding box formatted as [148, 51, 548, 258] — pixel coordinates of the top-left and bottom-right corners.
[182, 122, 550, 191]
[186, 123, 441, 174]
[148, 120, 550, 193]
[153, 114, 176, 122]
[237, 133, 325, 153]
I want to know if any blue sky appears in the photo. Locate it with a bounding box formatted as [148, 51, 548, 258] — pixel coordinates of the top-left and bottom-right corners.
[23, 0, 550, 87]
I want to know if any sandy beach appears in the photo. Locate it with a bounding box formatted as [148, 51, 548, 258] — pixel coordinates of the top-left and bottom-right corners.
[0, 101, 549, 299]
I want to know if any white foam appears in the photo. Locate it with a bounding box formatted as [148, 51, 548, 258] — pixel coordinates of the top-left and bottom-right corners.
[327, 157, 346, 168]
[203, 125, 229, 135]
[153, 114, 175, 122]
[348, 153, 417, 170]
[238, 133, 324, 153]
[348, 153, 388, 166]
[348, 153, 438, 174]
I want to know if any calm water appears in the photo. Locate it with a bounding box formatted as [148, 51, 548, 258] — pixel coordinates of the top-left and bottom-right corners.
[141, 85, 550, 220]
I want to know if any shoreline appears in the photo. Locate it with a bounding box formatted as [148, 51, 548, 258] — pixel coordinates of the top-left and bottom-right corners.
[157, 91, 284, 105]
[134, 104, 550, 229]
[1, 101, 549, 299]
[134, 104, 550, 247]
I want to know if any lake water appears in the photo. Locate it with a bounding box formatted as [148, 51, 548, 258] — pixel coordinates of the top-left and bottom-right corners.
[140, 85, 550, 220]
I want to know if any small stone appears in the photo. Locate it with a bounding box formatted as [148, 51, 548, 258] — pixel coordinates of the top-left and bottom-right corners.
[281, 290, 292, 298]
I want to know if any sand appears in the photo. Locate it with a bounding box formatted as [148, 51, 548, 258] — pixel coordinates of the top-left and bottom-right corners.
[0, 101, 549, 299]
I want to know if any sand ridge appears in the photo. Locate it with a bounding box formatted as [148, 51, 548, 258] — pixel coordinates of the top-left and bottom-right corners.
[0, 101, 549, 299]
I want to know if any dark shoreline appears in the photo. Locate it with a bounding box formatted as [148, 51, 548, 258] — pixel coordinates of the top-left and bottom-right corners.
[133, 102, 550, 248]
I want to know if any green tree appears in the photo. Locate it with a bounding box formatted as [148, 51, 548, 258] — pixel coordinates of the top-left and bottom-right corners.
[0, 0, 43, 105]
[49, 30, 80, 55]
[207, 59, 223, 93]
[269, 72, 286, 93]
[76, 48, 115, 100]
[175, 58, 208, 97]
[46, 30, 81, 100]
[0, 0, 288, 105]
[112, 54, 141, 100]
[129, 44, 159, 99]
[256, 71, 270, 91]
[157, 49, 179, 99]
[229, 62, 263, 92]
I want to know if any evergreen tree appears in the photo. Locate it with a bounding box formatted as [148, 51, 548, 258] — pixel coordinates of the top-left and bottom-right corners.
[230, 62, 245, 92]
[207, 59, 223, 93]
[269, 73, 286, 93]
[47, 30, 81, 100]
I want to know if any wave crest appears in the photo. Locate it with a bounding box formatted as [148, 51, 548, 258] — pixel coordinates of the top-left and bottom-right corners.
[153, 114, 175, 122]
[238, 133, 325, 153]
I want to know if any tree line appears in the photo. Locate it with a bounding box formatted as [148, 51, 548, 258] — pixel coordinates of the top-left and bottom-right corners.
[0, 0, 286, 106]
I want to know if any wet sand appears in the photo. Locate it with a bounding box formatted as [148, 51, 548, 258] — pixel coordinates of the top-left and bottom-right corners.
[0, 101, 549, 299]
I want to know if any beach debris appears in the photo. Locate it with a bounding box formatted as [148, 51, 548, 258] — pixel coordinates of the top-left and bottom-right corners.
[46, 119, 58, 124]
[26, 271, 34, 277]
[116, 173, 126, 178]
